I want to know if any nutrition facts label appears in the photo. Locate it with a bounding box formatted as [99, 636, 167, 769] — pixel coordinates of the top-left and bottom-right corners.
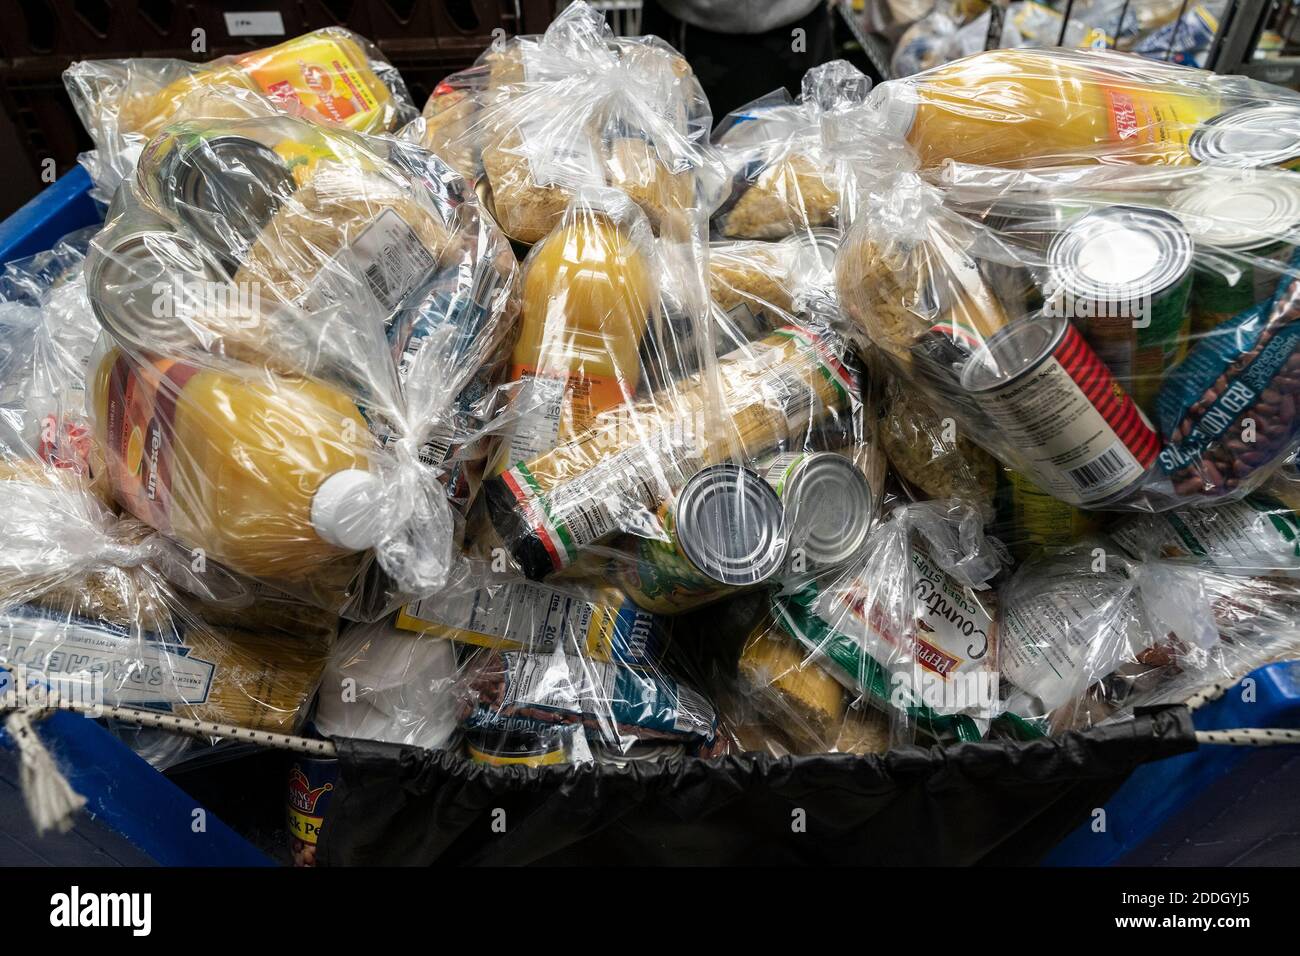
[402, 580, 596, 651]
[976, 354, 1148, 505]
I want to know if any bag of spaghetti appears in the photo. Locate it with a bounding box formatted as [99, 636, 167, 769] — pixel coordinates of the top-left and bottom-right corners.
[406, 1, 722, 247]
[82, 110, 519, 620]
[64, 28, 415, 195]
[754, 499, 1005, 747]
[865, 46, 1300, 169]
[838, 163, 1300, 513]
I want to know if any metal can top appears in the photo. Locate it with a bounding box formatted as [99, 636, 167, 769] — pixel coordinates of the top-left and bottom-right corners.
[774, 452, 874, 568]
[168, 133, 297, 258]
[959, 314, 1065, 393]
[86, 222, 229, 351]
[1169, 174, 1300, 251]
[1189, 104, 1300, 169]
[1047, 204, 1194, 302]
[592, 740, 685, 767]
[674, 463, 787, 588]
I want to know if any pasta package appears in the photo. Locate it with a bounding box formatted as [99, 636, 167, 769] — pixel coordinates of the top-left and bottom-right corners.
[711, 61, 881, 240]
[403, 1, 722, 246]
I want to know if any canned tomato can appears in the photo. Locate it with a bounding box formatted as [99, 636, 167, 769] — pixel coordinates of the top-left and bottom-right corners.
[85, 196, 233, 354]
[1169, 176, 1300, 336]
[1047, 205, 1194, 415]
[138, 127, 298, 265]
[760, 451, 873, 569]
[286, 747, 338, 868]
[1188, 104, 1300, 170]
[464, 726, 570, 767]
[960, 315, 1159, 507]
[614, 464, 787, 614]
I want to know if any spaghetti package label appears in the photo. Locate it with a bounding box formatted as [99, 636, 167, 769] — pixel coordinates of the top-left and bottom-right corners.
[0, 605, 215, 707]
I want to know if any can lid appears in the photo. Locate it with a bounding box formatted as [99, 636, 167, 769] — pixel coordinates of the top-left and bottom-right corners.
[780, 453, 874, 568]
[1047, 205, 1193, 300]
[960, 314, 1063, 392]
[1170, 175, 1300, 250]
[311, 469, 389, 552]
[674, 464, 787, 587]
[1190, 105, 1300, 168]
[173, 134, 297, 256]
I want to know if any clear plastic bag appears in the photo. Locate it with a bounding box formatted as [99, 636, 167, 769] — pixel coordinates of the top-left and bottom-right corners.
[711, 61, 874, 240]
[404, 2, 722, 246]
[64, 28, 416, 197]
[837, 163, 1300, 514]
[0, 247, 331, 768]
[82, 110, 518, 619]
[474, 192, 885, 627]
[743, 499, 1006, 748]
[996, 537, 1300, 734]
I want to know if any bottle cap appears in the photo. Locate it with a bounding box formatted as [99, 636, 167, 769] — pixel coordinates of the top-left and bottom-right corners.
[311, 469, 389, 551]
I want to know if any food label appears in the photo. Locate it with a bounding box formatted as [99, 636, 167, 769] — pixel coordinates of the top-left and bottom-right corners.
[1111, 495, 1300, 569]
[470, 652, 715, 741]
[501, 439, 702, 569]
[0, 606, 214, 707]
[287, 756, 337, 864]
[1102, 86, 1198, 154]
[1000, 568, 1146, 713]
[395, 581, 666, 665]
[344, 209, 437, 313]
[240, 36, 382, 128]
[776, 542, 996, 738]
[103, 353, 202, 534]
[501, 366, 628, 466]
[972, 324, 1157, 504]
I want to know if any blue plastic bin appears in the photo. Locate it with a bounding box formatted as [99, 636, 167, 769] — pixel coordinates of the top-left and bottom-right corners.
[0, 169, 273, 866]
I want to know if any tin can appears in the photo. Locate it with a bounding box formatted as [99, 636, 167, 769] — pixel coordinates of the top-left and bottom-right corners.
[137, 127, 298, 266]
[996, 469, 1102, 560]
[85, 194, 233, 355]
[592, 740, 685, 767]
[1047, 205, 1194, 415]
[286, 747, 338, 868]
[464, 726, 571, 767]
[1189, 104, 1300, 171]
[613, 463, 787, 614]
[1170, 177, 1300, 335]
[760, 451, 873, 569]
[960, 315, 1159, 507]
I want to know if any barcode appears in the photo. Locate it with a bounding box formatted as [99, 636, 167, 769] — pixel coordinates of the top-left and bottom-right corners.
[1066, 445, 1133, 492]
[420, 424, 455, 468]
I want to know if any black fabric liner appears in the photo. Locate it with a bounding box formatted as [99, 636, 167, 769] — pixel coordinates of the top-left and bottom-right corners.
[318, 705, 1196, 865]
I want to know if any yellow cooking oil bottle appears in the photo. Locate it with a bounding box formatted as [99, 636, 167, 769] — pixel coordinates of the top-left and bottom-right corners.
[492, 196, 655, 472]
[91, 346, 386, 580]
[875, 48, 1223, 168]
